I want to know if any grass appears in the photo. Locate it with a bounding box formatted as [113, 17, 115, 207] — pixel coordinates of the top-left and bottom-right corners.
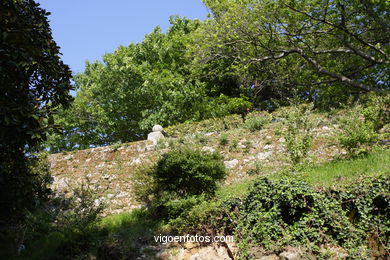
[216, 177, 256, 200]
[99, 209, 159, 242]
[299, 148, 390, 187]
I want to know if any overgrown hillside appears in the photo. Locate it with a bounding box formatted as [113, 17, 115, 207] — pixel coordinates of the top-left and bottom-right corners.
[39, 102, 390, 259]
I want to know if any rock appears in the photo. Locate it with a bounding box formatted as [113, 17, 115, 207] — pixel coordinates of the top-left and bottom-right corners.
[152, 125, 164, 132]
[264, 144, 272, 150]
[279, 246, 301, 260]
[279, 251, 301, 260]
[224, 159, 239, 169]
[147, 131, 165, 145]
[202, 146, 215, 153]
[256, 151, 272, 160]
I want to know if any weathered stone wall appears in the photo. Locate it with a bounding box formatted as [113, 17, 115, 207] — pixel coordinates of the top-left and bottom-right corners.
[48, 140, 157, 215]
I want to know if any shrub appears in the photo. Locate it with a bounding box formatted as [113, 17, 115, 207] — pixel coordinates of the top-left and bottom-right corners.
[219, 133, 229, 146]
[337, 94, 389, 157]
[238, 176, 389, 258]
[244, 112, 271, 132]
[133, 148, 227, 208]
[155, 148, 226, 197]
[3, 178, 106, 260]
[229, 139, 239, 152]
[281, 104, 315, 167]
[168, 197, 240, 236]
[243, 140, 252, 154]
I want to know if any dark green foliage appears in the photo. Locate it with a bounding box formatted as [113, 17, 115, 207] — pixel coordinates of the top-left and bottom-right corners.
[154, 148, 226, 198]
[339, 176, 390, 240]
[133, 148, 227, 222]
[238, 176, 389, 257]
[219, 133, 229, 146]
[0, 0, 73, 150]
[15, 181, 104, 260]
[0, 0, 72, 229]
[197, 0, 389, 109]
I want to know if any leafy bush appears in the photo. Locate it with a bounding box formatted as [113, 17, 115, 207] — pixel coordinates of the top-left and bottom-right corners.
[244, 112, 271, 132]
[229, 139, 239, 152]
[238, 176, 389, 258]
[281, 104, 315, 167]
[219, 133, 229, 146]
[0, 178, 106, 260]
[168, 197, 240, 236]
[243, 140, 252, 154]
[337, 94, 389, 157]
[133, 148, 227, 209]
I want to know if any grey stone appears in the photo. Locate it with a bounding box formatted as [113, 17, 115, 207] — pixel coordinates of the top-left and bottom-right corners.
[279, 251, 301, 260]
[224, 159, 239, 169]
[256, 151, 272, 160]
[147, 131, 164, 145]
[201, 146, 215, 153]
[152, 125, 164, 132]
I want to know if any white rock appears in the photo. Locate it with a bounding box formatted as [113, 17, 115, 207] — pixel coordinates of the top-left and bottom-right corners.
[264, 144, 272, 150]
[224, 159, 239, 169]
[152, 125, 163, 132]
[201, 146, 215, 153]
[279, 251, 301, 260]
[147, 131, 164, 145]
[256, 151, 273, 160]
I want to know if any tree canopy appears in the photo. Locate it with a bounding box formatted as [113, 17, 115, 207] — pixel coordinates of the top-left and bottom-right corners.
[46, 0, 389, 152]
[0, 0, 73, 224]
[47, 17, 251, 152]
[194, 0, 389, 108]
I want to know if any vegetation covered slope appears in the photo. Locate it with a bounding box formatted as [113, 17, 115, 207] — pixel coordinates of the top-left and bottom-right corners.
[30, 99, 389, 259]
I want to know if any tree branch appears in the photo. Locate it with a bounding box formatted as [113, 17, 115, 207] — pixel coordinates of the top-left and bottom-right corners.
[250, 48, 384, 92]
[284, 3, 388, 58]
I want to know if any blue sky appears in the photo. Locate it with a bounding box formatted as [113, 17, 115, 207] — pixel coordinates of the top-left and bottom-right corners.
[36, 0, 209, 74]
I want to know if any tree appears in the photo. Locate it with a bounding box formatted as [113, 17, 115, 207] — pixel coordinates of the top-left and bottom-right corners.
[47, 16, 251, 152]
[0, 0, 73, 225]
[193, 0, 389, 109]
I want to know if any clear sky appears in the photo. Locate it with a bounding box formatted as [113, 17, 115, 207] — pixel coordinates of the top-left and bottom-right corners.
[36, 0, 209, 74]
